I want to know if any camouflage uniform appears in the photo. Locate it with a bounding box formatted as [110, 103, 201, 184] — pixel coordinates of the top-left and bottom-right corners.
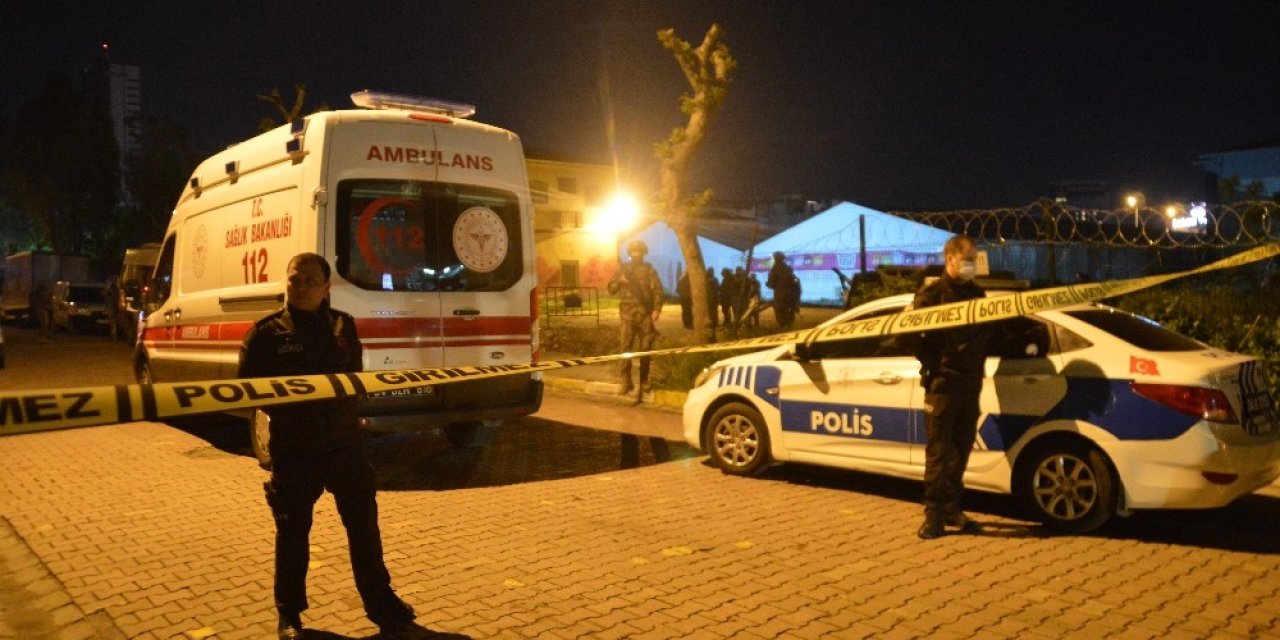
[607, 246, 664, 393]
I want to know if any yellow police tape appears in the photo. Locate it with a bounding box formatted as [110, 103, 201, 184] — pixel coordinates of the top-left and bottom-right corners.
[3, 243, 1278, 436]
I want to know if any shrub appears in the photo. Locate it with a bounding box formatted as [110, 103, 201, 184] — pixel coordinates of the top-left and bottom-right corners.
[1115, 273, 1280, 407]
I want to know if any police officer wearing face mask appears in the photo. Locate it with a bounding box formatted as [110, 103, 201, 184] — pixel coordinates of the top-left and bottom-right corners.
[909, 236, 989, 540]
[239, 253, 415, 639]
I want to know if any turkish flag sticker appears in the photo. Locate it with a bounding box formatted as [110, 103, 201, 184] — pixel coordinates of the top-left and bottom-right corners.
[1130, 356, 1161, 376]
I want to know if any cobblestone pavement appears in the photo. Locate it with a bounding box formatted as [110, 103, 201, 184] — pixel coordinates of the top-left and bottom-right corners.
[5, 326, 1280, 639]
[3, 406, 1280, 639]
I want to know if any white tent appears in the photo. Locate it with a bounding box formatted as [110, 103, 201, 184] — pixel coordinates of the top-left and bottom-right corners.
[752, 202, 954, 304]
[622, 220, 745, 295]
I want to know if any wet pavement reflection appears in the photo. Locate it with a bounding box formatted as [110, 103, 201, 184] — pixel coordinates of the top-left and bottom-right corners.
[173, 414, 698, 492]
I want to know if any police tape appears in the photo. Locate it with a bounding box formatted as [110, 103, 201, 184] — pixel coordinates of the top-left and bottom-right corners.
[3, 243, 1278, 436]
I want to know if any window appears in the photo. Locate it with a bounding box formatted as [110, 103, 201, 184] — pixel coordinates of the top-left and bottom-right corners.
[146, 236, 176, 311]
[1065, 309, 1205, 352]
[336, 179, 523, 293]
[805, 307, 909, 359]
[557, 177, 577, 194]
[560, 260, 580, 288]
[530, 180, 548, 204]
[585, 185, 601, 206]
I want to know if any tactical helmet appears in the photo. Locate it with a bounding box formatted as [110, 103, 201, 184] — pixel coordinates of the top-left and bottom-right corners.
[627, 240, 648, 255]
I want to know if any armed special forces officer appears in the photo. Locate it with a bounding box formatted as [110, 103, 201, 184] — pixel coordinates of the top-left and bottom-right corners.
[910, 236, 990, 540]
[239, 253, 415, 639]
[607, 240, 664, 398]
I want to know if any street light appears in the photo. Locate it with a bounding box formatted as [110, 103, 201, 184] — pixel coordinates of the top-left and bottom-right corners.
[1125, 192, 1144, 229]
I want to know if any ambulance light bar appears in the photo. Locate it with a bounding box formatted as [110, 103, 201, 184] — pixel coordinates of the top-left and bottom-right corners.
[350, 90, 476, 119]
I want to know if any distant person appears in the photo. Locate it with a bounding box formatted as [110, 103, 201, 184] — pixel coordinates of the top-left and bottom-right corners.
[766, 252, 800, 329]
[704, 267, 720, 330]
[732, 267, 750, 326]
[719, 267, 738, 328]
[239, 253, 416, 639]
[30, 282, 52, 342]
[104, 278, 122, 341]
[906, 236, 989, 540]
[607, 241, 663, 399]
[743, 272, 762, 328]
[676, 270, 693, 330]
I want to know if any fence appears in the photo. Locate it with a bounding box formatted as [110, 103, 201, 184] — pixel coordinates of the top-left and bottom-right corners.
[889, 201, 1280, 288]
[541, 286, 601, 327]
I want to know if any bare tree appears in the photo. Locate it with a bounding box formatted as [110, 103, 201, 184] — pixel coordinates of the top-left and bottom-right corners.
[655, 24, 736, 343]
[257, 84, 330, 133]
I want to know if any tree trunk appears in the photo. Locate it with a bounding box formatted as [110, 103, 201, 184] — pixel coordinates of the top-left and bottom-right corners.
[673, 219, 715, 343]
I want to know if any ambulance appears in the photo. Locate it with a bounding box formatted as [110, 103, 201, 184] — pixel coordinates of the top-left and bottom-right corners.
[135, 91, 542, 447]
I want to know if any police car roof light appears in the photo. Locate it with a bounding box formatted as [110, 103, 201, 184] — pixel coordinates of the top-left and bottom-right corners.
[350, 90, 476, 119]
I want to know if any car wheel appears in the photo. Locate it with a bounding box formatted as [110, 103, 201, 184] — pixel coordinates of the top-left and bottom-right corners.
[444, 420, 498, 448]
[1015, 438, 1117, 533]
[136, 356, 154, 385]
[704, 401, 771, 476]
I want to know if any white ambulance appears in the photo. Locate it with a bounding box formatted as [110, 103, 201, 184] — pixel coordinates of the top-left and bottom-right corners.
[136, 91, 542, 446]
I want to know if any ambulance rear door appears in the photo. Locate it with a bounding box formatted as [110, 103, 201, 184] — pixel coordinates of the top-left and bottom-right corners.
[432, 124, 534, 368]
[329, 118, 447, 372]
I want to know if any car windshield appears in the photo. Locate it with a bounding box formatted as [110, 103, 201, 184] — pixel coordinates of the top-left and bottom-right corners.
[1064, 308, 1206, 352]
[68, 287, 105, 304]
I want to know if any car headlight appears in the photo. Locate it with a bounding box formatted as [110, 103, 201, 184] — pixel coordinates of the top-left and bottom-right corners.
[693, 364, 727, 389]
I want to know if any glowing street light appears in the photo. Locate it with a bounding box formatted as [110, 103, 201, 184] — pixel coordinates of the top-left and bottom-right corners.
[602, 192, 640, 232]
[1125, 192, 1145, 228]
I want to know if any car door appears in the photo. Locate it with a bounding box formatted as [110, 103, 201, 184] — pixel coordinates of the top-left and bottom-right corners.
[908, 315, 1067, 467]
[139, 235, 180, 380]
[777, 307, 917, 466]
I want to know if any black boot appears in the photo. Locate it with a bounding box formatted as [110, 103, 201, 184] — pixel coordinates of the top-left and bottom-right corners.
[917, 513, 944, 540]
[277, 611, 304, 639]
[371, 597, 416, 637]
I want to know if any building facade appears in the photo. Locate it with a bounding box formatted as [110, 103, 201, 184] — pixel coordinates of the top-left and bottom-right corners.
[526, 157, 632, 292]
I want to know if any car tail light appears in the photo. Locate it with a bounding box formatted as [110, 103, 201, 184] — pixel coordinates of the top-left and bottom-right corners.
[1131, 383, 1238, 423]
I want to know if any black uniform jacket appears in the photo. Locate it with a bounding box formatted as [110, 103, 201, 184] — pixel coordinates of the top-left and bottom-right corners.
[238, 302, 363, 455]
[910, 274, 991, 396]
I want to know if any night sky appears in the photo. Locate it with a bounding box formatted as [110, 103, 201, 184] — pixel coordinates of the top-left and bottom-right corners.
[4, 1, 1278, 210]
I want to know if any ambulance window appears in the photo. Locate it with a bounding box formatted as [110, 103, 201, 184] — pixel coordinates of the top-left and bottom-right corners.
[337, 179, 522, 293]
[147, 237, 176, 310]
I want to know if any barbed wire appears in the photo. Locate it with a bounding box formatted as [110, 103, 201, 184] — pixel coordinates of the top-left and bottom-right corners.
[890, 200, 1279, 249]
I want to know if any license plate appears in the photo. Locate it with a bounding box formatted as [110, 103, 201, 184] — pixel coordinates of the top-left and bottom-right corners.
[367, 386, 435, 399]
[1243, 390, 1276, 436]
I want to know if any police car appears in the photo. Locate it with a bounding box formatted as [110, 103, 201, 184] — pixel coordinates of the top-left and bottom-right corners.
[683, 291, 1280, 532]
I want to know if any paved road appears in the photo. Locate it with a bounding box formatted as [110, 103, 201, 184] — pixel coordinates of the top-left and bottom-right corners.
[4, 328, 1280, 639]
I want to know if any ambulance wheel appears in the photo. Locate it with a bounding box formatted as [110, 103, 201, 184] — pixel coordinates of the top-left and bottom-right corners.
[704, 401, 770, 476]
[249, 410, 272, 470]
[444, 420, 498, 448]
[1015, 438, 1117, 534]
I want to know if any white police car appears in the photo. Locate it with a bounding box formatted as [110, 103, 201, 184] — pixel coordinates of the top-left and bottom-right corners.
[683, 292, 1280, 532]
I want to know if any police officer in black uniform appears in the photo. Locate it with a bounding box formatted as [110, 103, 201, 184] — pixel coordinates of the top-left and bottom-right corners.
[910, 236, 989, 540]
[239, 253, 415, 639]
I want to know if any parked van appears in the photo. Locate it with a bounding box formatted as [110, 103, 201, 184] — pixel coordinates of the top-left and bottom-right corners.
[136, 91, 542, 445]
[51, 280, 110, 334]
[111, 243, 162, 344]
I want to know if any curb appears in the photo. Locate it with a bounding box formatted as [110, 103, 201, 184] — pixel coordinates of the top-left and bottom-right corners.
[541, 375, 688, 410]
